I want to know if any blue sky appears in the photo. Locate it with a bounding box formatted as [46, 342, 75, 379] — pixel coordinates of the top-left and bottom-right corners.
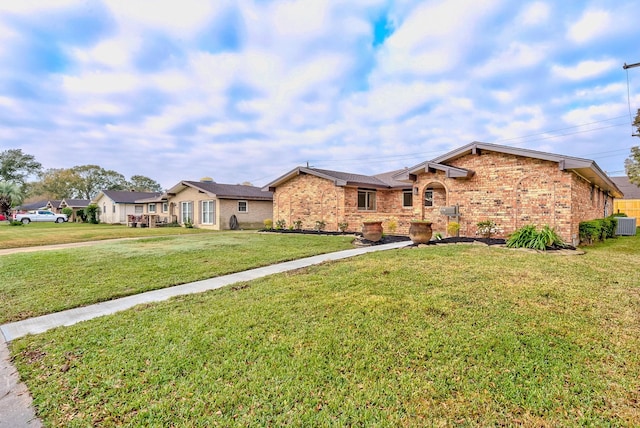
[1, 0, 640, 189]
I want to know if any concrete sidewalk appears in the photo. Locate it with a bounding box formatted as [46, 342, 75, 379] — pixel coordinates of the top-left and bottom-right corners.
[0, 240, 410, 427]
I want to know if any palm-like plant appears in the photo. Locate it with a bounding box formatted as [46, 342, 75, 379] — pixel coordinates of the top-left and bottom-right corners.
[0, 181, 23, 218]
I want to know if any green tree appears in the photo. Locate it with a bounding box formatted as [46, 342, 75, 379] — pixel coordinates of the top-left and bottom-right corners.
[625, 146, 640, 186]
[71, 165, 127, 199]
[0, 149, 42, 187]
[633, 108, 640, 136]
[128, 175, 163, 192]
[31, 168, 79, 199]
[0, 181, 23, 218]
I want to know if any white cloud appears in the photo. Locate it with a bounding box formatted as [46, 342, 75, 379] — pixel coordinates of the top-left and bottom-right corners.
[561, 103, 626, 125]
[517, 2, 550, 26]
[567, 9, 612, 44]
[61, 72, 141, 95]
[551, 59, 617, 81]
[474, 42, 547, 77]
[0, 0, 80, 13]
[102, 0, 224, 39]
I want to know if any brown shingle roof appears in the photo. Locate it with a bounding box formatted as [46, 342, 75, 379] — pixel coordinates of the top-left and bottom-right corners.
[176, 181, 273, 200]
[611, 176, 640, 199]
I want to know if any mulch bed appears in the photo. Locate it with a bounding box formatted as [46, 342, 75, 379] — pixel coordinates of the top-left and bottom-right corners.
[261, 230, 578, 252]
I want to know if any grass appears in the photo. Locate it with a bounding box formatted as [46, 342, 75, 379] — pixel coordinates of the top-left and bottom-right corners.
[0, 231, 355, 323]
[9, 233, 640, 426]
[0, 222, 213, 249]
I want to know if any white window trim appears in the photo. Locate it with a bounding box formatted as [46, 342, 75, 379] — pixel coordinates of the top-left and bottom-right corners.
[162, 202, 168, 213]
[148, 203, 156, 213]
[180, 201, 193, 224]
[424, 190, 434, 207]
[238, 200, 248, 213]
[201, 200, 215, 225]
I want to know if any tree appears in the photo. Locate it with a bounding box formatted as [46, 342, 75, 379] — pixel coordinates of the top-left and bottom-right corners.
[31, 168, 79, 199]
[634, 108, 640, 137]
[71, 165, 127, 199]
[625, 146, 640, 186]
[127, 175, 163, 192]
[0, 149, 42, 187]
[0, 181, 23, 218]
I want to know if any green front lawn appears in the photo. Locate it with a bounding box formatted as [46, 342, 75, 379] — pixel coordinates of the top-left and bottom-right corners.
[10, 234, 640, 426]
[0, 222, 212, 249]
[0, 232, 355, 323]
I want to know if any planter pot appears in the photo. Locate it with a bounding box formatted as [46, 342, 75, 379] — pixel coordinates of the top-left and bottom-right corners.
[362, 221, 383, 242]
[409, 221, 433, 244]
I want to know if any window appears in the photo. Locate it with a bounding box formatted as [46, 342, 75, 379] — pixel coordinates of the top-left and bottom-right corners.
[238, 200, 248, 213]
[135, 205, 143, 214]
[424, 190, 434, 207]
[112, 203, 115, 213]
[202, 200, 215, 224]
[402, 190, 413, 208]
[162, 202, 168, 213]
[148, 203, 156, 213]
[180, 201, 193, 224]
[358, 189, 376, 211]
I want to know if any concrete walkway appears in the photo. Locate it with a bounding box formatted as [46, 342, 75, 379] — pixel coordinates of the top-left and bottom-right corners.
[0, 240, 410, 427]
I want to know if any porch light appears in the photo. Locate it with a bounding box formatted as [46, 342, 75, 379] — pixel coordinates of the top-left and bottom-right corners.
[413, 187, 419, 195]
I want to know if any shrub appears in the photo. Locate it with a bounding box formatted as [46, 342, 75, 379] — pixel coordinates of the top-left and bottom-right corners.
[62, 207, 73, 218]
[507, 225, 566, 250]
[184, 218, 194, 228]
[386, 219, 397, 234]
[293, 219, 303, 230]
[314, 220, 326, 231]
[263, 219, 273, 229]
[578, 216, 618, 245]
[476, 220, 498, 238]
[447, 222, 460, 237]
[275, 219, 286, 230]
[84, 204, 100, 224]
[338, 221, 349, 232]
[612, 212, 628, 217]
[10, 220, 23, 226]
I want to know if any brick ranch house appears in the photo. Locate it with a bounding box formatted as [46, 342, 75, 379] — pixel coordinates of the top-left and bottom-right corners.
[264, 142, 623, 245]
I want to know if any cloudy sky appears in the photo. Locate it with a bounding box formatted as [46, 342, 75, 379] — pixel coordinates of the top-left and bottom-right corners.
[1, 0, 640, 189]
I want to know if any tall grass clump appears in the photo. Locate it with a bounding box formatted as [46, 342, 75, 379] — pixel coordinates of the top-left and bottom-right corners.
[507, 225, 566, 250]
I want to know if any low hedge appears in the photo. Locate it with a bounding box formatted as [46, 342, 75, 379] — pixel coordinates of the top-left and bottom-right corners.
[579, 216, 618, 245]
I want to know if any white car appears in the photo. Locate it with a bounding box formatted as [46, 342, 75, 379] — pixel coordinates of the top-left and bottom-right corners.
[14, 210, 68, 224]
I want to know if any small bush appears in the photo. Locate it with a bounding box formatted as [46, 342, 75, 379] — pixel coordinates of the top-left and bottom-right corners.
[275, 219, 286, 230]
[263, 219, 273, 230]
[10, 220, 23, 226]
[184, 217, 194, 228]
[386, 219, 397, 234]
[314, 220, 326, 231]
[447, 222, 460, 237]
[338, 221, 349, 232]
[84, 204, 100, 224]
[62, 207, 73, 218]
[578, 216, 618, 245]
[293, 219, 303, 230]
[476, 220, 498, 238]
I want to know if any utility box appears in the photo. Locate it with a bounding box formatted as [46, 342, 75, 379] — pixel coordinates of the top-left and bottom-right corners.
[440, 206, 458, 216]
[616, 217, 637, 236]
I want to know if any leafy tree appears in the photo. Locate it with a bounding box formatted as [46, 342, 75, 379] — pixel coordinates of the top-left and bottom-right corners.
[0, 181, 23, 218]
[634, 108, 640, 137]
[0, 149, 42, 187]
[128, 175, 163, 192]
[625, 146, 640, 186]
[71, 165, 127, 199]
[31, 168, 79, 199]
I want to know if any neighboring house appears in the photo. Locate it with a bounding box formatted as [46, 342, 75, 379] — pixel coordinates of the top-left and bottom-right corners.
[161, 179, 273, 230]
[60, 199, 91, 222]
[12, 200, 48, 217]
[44, 200, 62, 212]
[92, 190, 163, 224]
[265, 142, 623, 245]
[611, 176, 640, 218]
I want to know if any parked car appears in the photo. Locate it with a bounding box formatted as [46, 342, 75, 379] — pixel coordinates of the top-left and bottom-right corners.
[14, 210, 68, 224]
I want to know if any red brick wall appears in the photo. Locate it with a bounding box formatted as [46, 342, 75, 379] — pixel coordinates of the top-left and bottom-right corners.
[272, 152, 613, 243]
[415, 151, 573, 240]
[272, 173, 414, 234]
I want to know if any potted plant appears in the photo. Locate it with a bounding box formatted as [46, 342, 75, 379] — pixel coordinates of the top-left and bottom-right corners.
[409, 220, 433, 244]
[362, 220, 383, 242]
